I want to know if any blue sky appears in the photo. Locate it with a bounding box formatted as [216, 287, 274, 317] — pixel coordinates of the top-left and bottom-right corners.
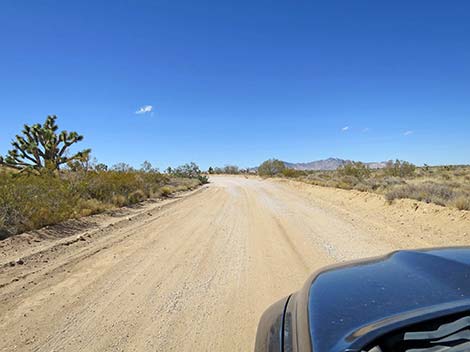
[1, 1, 469, 169]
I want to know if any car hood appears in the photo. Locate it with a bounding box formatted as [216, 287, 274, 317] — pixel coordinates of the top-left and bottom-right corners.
[306, 247, 470, 351]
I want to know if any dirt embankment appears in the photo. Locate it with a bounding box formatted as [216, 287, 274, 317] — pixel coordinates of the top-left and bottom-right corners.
[0, 176, 468, 351]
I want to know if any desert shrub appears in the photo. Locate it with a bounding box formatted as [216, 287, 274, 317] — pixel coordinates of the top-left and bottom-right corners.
[441, 173, 451, 180]
[337, 162, 371, 179]
[140, 172, 170, 194]
[172, 162, 202, 178]
[222, 165, 240, 174]
[128, 189, 146, 204]
[0, 174, 81, 236]
[258, 159, 285, 177]
[209, 165, 249, 175]
[384, 160, 416, 177]
[381, 176, 406, 186]
[77, 198, 108, 217]
[176, 185, 190, 192]
[335, 175, 360, 189]
[168, 177, 201, 189]
[281, 168, 306, 178]
[353, 182, 373, 192]
[198, 175, 209, 184]
[385, 182, 460, 206]
[82, 171, 142, 203]
[291, 163, 468, 211]
[111, 194, 127, 207]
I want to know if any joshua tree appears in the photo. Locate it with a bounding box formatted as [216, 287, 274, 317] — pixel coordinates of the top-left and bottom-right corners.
[0, 115, 91, 173]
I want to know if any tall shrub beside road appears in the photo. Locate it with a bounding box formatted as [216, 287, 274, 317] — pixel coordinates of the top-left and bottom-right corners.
[258, 159, 286, 177]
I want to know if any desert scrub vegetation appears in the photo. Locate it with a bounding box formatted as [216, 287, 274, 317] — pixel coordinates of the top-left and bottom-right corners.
[0, 116, 206, 238]
[0, 169, 204, 238]
[384, 182, 470, 209]
[268, 160, 470, 211]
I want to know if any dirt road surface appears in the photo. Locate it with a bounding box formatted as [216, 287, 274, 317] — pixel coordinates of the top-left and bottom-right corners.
[1, 176, 469, 351]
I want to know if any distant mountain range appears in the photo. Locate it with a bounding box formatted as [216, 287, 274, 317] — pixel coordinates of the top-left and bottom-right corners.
[283, 158, 388, 171]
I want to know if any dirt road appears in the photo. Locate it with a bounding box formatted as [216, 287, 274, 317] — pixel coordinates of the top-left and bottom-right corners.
[1, 176, 469, 351]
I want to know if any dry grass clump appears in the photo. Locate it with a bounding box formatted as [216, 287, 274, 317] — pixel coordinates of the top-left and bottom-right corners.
[452, 196, 470, 211]
[0, 170, 203, 238]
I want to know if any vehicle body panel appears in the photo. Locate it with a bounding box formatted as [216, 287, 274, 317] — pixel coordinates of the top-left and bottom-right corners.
[255, 247, 470, 352]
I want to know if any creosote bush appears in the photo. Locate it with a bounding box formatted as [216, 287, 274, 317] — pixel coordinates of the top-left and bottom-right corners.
[258, 159, 286, 177]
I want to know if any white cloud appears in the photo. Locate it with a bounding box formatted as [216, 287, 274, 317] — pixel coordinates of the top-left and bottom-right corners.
[341, 126, 349, 131]
[362, 127, 370, 133]
[403, 130, 413, 136]
[135, 105, 153, 114]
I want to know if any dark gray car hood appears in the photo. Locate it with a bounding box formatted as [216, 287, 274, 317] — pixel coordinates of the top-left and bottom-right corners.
[307, 248, 470, 351]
